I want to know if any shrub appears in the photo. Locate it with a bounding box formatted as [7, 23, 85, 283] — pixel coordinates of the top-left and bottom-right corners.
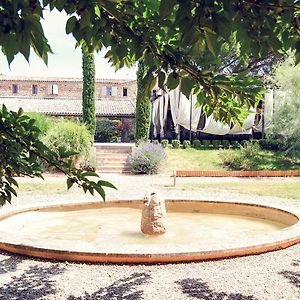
[153, 140, 159, 144]
[231, 140, 241, 148]
[161, 139, 169, 148]
[95, 119, 121, 142]
[211, 140, 221, 149]
[42, 120, 92, 164]
[219, 150, 243, 170]
[192, 139, 201, 149]
[172, 139, 180, 149]
[222, 140, 230, 149]
[203, 140, 211, 149]
[78, 150, 97, 172]
[183, 140, 191, 149]
[259, 138, 285, 151]
[129, 142, 166, 174]
[24, 112, 53, 136]
[240, 140, 247, 147]
[219, 141, 261, 170]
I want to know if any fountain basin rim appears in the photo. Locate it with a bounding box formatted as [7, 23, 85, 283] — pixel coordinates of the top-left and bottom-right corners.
[0, 199, 299, 264]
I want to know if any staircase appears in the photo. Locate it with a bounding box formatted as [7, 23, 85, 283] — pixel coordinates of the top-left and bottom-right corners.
[94, 143, 135, 173]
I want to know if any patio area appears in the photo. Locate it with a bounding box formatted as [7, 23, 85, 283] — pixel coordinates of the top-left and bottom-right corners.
[0, 174, 300, 299]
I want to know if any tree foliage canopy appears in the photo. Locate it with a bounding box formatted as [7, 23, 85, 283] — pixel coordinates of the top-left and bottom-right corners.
[1, 0, 299, 122]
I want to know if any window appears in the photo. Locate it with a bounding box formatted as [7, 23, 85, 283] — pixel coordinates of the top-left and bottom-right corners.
[12, 84, 18, 94]
[48, 84, 58, 95]
[123, 88, 128, 97]
[152, 89, 157, 97]
[32, 84, 38, 94]
[106, 87, 112, 96]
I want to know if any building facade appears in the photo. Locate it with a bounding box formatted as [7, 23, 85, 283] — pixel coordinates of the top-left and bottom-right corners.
[0, 75, 137, 142]
[0, 75, 136, 100]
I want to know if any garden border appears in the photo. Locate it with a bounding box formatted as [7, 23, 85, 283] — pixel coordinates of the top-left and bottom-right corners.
[172, 170, 300, 186]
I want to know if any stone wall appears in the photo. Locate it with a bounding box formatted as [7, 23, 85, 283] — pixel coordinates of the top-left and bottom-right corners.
[0, 77, 136, 101]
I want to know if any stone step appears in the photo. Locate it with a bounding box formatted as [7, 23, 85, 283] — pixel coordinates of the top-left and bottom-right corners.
[95, 149, 132, 154]
[96, 158, 129, 163]
[97, 166, 131, 173]
[96, 152, 130, 157]
[97, 160, 128, 167]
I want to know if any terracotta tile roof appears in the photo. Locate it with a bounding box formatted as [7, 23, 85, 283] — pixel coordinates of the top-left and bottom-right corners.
[0, 97, 135, 117]
[0, 75, 136, 85]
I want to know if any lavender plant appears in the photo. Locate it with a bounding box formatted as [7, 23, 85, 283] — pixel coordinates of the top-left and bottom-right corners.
[129, 142, 166, 174]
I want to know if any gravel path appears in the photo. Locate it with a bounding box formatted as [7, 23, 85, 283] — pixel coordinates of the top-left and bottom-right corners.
[1, 174, 300, 300]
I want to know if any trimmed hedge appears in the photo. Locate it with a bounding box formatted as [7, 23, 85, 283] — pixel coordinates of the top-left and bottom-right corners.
[161, 139, 169, 148]
[183, 140, 191, 149]
[172, 139, 180, 149]
[192, 139, 201, 149]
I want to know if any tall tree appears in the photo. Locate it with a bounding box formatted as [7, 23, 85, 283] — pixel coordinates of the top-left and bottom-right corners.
[135, 61, 151, 141]
[82, 47, 96, 137]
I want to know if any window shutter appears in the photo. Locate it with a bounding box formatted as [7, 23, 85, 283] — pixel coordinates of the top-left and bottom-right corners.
[48, 85, 52, 94]
[52, 84, 58, 94]
[112, 86, 117, 96]
[102, 86, 106, 96]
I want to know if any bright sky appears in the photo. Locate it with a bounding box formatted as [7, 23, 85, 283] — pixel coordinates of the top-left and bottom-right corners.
[0, 9, 137, 79]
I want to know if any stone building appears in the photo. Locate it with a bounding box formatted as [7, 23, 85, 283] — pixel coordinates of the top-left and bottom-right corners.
[0, 75, 136, 99]
[0, 75, 137, 141]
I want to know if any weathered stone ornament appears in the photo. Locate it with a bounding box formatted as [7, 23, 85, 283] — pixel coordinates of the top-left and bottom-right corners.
[141, 193, 167, 235]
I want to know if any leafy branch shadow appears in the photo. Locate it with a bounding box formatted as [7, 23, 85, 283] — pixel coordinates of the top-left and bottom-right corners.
[67, 272, 151, 300]
[176, 278, 257, 300]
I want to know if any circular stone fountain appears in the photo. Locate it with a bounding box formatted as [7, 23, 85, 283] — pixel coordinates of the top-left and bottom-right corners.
[0, 198, 300, 263]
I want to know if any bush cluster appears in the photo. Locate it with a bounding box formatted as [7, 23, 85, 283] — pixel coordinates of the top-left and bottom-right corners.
[219, 141, 261, 170]
[26, 113, 92, 170]
[259, 138, 286, 151]
[24, 112, 54, 136]
[95, 119, 122, 142]
[42, 120, 92, 165]
[129, 142, 166, 174]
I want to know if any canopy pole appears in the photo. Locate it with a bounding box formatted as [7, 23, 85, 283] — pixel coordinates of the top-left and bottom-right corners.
[189, 95, 192, 143]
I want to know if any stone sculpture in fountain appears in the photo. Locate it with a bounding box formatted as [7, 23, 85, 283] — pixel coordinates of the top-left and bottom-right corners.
[141, 193, 167, 235]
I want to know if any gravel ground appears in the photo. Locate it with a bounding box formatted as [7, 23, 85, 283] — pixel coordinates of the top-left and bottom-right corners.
[0, 174, 300, 300]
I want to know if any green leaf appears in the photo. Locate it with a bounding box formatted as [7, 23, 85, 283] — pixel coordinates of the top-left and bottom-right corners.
[80, 11, 90, 29]
[158, 71, 166, 89]
[204, 31, 219, 57]
[66, 178, 74, 190]
[94, 5, 101, 17]
[296, 52, 300, 65]
[82, 171, 99, 177]
[180, 77, 194, 98]
[66, 16, 77, 34]
[160, 0, 176, 19]
[94, 184, 106, 200]
[97, 180, 117, 190]
[167, 72, 180, 90]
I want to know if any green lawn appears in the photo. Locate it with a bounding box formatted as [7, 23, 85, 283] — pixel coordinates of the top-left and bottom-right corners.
[177, 181, 300, 200]
[18, 182, 76, 194]
[164, 148, 225, 173]
[164, 148, 300, 172]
